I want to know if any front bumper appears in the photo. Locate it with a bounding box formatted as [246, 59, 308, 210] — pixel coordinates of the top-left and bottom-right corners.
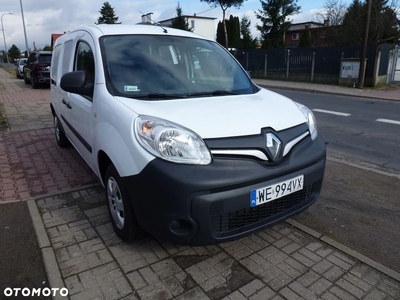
[122, 135, 326, 245]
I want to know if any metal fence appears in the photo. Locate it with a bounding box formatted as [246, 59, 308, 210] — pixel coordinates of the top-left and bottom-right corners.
[232, 44, 390, 86]
[387, 45, 400, 83]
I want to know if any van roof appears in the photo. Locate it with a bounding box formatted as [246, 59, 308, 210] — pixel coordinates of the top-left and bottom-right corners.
[61, 24, 210, 41]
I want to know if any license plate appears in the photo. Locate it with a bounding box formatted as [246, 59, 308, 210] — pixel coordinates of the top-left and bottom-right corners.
[250, 175, 304, 207]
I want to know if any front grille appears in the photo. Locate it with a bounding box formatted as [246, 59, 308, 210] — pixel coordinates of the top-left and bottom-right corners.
[211, 185, 313, 234]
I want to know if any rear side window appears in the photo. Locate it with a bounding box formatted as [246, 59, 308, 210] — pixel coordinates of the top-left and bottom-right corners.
[62, 40, 73, 76]
[38, 55, 52, 63]
[51, 45, 61, 82]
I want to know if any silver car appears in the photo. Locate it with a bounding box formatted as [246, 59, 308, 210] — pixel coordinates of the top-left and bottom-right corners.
[15, 58, 27, 79]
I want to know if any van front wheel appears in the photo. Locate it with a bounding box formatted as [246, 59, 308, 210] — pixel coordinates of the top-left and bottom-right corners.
[105, 164, 138, 242]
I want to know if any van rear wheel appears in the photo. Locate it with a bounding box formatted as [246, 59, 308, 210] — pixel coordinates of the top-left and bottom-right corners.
[54, 115, 70, 148]
[105, 164, 138, 241]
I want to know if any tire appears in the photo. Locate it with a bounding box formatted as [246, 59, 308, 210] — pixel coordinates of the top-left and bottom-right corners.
[31, 76, 38, 89]
[105, 164, 138, 241]
[54, 115, 70, 148]
[24, 74, 29, 84]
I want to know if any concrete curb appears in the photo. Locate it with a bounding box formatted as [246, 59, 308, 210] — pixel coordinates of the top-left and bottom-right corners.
[286, 219, 400, 282]
[327, 157, 400, 180]
[254, 81, 399, 102]
[27, 199, 65, 300]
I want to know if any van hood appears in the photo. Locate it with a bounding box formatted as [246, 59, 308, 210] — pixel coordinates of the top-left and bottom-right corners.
[115, 88, 306, 139]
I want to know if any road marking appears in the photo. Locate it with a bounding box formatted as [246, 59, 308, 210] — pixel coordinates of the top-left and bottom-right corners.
[312, 109, 351, 117]
[376, 118, 400, 125]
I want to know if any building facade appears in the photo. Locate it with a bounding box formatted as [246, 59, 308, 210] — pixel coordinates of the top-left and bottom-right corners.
[158, 15, 216, 41]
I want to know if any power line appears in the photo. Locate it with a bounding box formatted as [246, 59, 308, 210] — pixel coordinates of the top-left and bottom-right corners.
[195, 7, 217, 16]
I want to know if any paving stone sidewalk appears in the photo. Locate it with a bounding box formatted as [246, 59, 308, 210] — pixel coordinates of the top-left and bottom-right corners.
[0, 69, 98, 202]
[32, 187, 400, 300]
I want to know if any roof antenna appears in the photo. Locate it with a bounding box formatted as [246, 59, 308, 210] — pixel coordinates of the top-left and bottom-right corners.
[139, 11, 168, 33]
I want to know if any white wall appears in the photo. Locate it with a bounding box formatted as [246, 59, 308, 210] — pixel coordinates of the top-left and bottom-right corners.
[159, 17, 216, 41]
[186, 17, 215, 40]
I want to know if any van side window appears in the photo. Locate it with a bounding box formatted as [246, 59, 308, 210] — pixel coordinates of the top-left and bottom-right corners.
[74, 42, 95, 85]
[51, 44, 61, 83]
[62, 40, 73, 76]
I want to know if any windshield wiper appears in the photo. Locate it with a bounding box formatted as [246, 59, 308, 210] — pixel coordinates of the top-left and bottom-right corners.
[187, 90, 239, 97]
[131, 93, 187, 100]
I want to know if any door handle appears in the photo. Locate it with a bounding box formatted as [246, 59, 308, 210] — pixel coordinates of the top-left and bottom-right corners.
[62, 99, 72, 109]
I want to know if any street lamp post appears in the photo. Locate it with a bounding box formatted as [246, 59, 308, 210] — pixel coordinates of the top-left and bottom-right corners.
[1, 12, 14, 66]
[20, 0, 30, 57]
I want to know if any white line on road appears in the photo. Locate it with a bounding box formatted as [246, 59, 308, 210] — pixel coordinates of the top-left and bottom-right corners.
[312, 109, 351, 117]
[376, 118, 400, 125]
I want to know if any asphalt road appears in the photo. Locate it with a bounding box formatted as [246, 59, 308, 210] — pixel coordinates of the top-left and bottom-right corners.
[271, 89, 400, 273]
[273, 89, 400, 174]
[0, 202, 51, 299]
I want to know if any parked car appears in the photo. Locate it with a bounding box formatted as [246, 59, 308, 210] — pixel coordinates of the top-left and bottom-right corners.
[15, 58, 27, 79]
[50, 24, 326, 245]
[23, 51, 52, 88]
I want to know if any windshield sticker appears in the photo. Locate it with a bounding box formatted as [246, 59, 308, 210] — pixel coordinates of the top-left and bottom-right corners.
[124, 85, 140, 92]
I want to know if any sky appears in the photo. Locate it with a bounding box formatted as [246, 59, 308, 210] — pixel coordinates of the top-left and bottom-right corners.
[0, 0, 354, 53]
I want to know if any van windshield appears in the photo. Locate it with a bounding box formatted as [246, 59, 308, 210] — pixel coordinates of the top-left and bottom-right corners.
[100, 35, 257, 99]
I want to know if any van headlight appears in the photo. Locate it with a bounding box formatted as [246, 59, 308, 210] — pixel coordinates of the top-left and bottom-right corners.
[135, 115, 212, 165]
[295, 102, 318, 140]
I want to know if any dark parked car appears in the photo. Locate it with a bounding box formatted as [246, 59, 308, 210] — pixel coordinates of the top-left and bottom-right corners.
[15, 58, 27, 79]
[23, 51, 52, 88]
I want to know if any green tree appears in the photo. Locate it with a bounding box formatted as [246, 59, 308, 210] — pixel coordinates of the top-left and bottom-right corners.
[8, 44, 21, 62]
[216, 21, 225, 45]
[340, 0, 365, 44]
[96, 2, 121, 24]
[1, 51, 6, 63]
[200, 0, 247, 48]
[240, 15, 258, 49]
[228, 15, 241, 48]
[171, 3, 192, 31]
[299, 29, 312, 47]
[368, 0, 399, 44]
[339, 0, 399, 45]
[255, 0, 301, 48]
[43, 45, 52, 51]
[216, 16, 241, 48]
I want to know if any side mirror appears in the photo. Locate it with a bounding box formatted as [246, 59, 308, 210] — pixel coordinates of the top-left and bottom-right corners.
[60, 71, 93, 97]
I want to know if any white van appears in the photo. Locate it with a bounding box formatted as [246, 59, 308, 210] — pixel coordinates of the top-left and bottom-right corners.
[50, 24, 326, 245]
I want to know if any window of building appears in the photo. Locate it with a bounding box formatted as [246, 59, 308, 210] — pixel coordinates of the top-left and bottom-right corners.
[292, 33, 299, 40]
[191, 20, 195, 30]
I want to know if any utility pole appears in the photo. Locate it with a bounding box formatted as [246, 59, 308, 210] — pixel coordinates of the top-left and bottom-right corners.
[357, 0, 372, 89]
[20, 0, 30, 56]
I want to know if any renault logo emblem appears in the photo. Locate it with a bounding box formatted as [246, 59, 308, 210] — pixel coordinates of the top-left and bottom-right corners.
[266, 133, 281, 160]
